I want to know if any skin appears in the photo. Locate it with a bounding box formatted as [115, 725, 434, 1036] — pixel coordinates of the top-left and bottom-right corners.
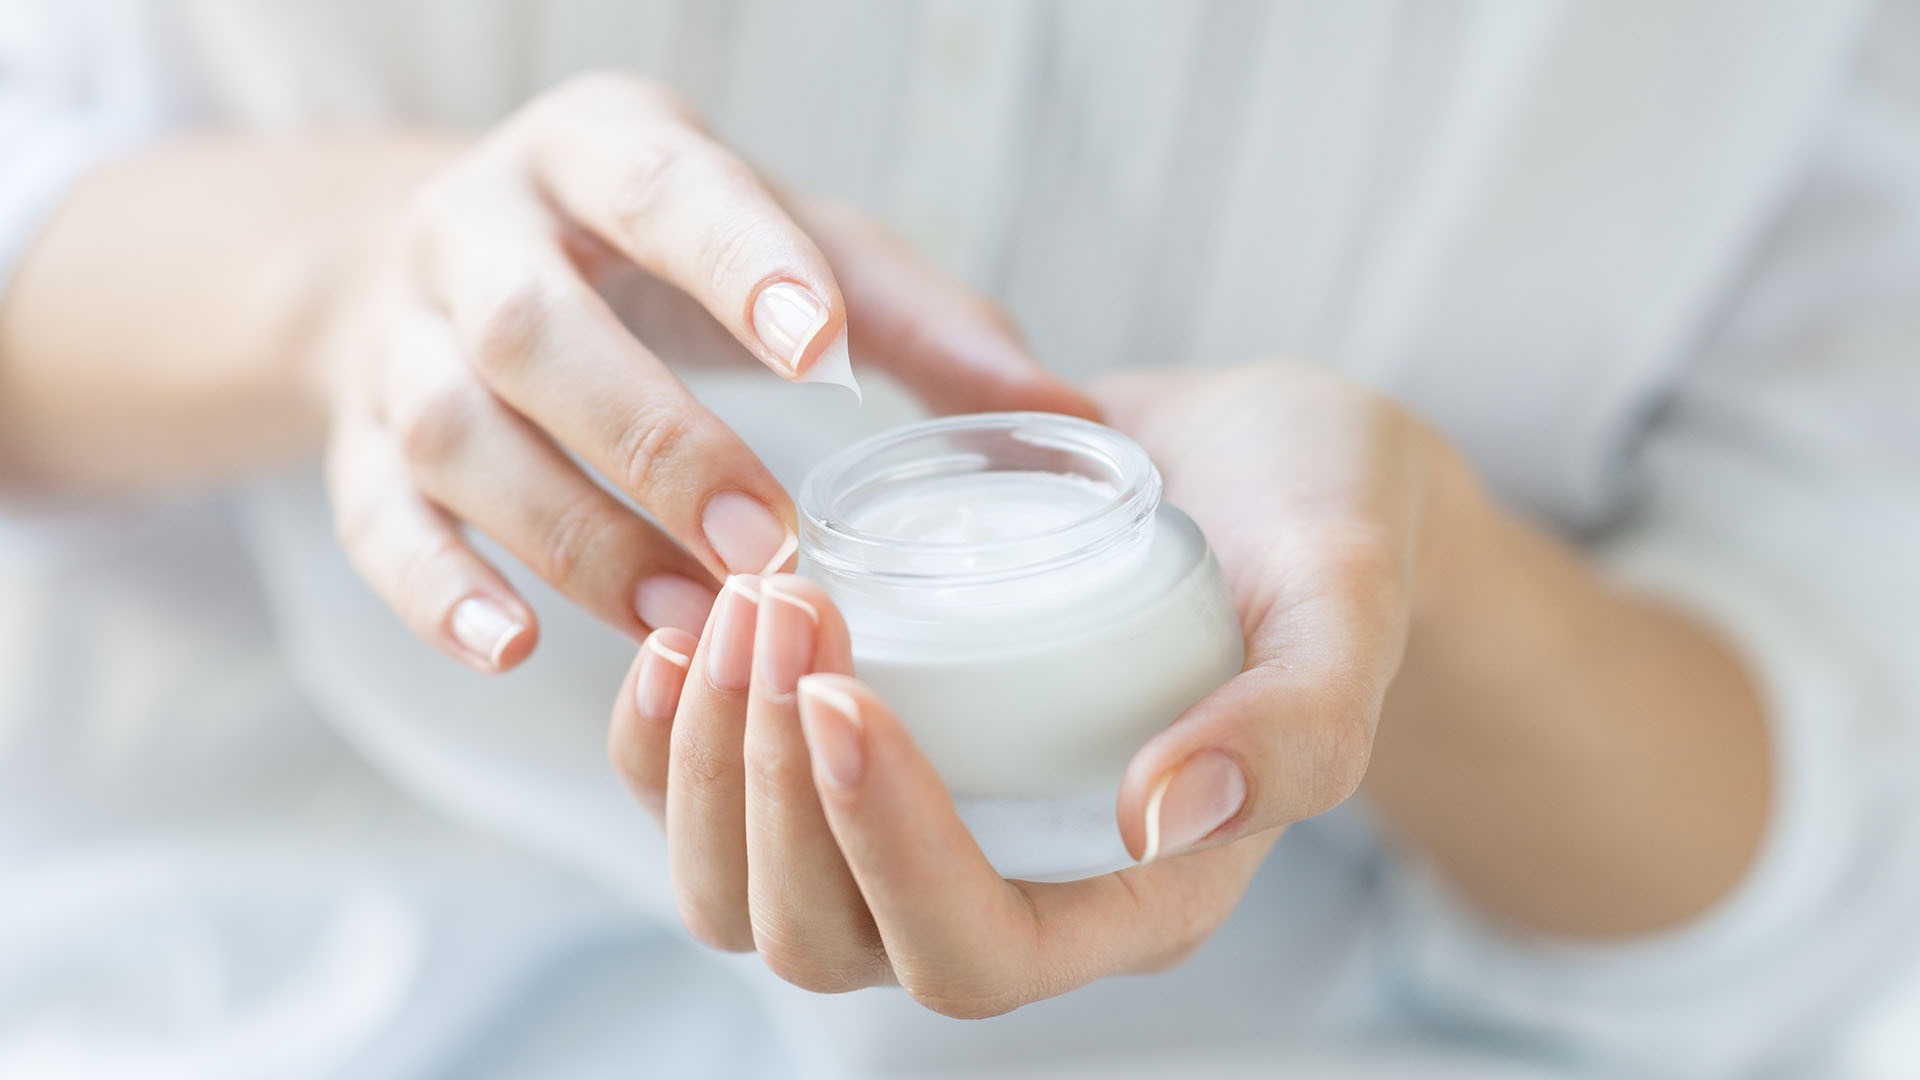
[608, 364, 1770, 1017]
[0, 73, 1093, 671]
[0, 72, 1769, 1015]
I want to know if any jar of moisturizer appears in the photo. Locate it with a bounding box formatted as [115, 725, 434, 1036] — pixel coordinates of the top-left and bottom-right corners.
[797, 412, 1244, 881]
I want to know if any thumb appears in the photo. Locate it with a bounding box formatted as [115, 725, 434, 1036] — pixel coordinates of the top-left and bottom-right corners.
[786, 193, 1099, 419]
[1116, 564, 1409, 862]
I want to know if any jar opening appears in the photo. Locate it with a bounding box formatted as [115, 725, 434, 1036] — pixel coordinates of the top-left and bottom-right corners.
[797, 413, 1161, 589]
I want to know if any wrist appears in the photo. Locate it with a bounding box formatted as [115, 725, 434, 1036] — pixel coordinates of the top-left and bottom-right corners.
[1389, 427, 1575, 740]
[1390, 429, 1599, 744]
[1406, 430, 1502, 645]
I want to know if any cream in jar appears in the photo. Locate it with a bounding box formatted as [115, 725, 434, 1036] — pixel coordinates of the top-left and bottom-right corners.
[798, 413, 1244, 880]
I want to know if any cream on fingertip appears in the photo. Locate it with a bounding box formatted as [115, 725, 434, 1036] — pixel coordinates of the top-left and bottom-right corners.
[795, 325, 861, 403]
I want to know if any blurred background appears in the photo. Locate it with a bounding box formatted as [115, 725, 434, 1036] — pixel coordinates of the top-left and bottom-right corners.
[2, 2, 1917, 1077]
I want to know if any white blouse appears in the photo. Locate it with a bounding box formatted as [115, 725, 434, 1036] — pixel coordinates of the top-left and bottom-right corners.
[3, 1, 1919, 1076]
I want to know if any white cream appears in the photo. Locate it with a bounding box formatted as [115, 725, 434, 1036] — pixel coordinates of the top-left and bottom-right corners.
[842, 472, 1110, 546]
[799, 413, 1244, 880]
[796, 326, 860, 402]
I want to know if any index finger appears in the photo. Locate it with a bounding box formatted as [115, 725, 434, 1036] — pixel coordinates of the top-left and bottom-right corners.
[525, 75, 849, 383]
[416, 172, 799, 579]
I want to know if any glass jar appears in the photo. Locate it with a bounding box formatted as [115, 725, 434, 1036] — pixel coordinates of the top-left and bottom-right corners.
[797, 412, 1243, 880]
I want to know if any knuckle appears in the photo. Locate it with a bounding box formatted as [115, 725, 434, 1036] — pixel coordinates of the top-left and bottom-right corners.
[676, 900, 755, 954]
[395, 380, 489, 470]
[671, 734, 743, 795]
[611, 403, 699, 501]
[699, 211, 783, 299]
[402, 161, 499, 271]
[741, 733, 808, 797]
[607, 139, 693, 238]
[472, 274, 573, 381]
[904, 983, 1024, 1021]
[535, 496, 621, 592]
[897, 956, 1031, 1019]
[756, 937, 872, 995]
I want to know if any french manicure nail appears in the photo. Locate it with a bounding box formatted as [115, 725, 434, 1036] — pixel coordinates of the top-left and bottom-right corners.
[449, 596, 526, 670]
[751, 280, 831, 376]
[634, 574, 716, 635]
[705, 575, 761, 692]
[1141, 750, 1247, 862]
[702, 491, 796, 575]
[758, 578, 819, 695]
[797, 675, 866, 790]
[635, 633, 693, 722]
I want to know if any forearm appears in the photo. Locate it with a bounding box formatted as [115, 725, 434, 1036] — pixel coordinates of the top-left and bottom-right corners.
[1364, 459, 1770, 938]
[0, 132, 458, 493]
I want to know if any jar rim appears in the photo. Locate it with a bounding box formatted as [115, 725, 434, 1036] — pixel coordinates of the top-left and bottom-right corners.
[797, 412, 1162, 588]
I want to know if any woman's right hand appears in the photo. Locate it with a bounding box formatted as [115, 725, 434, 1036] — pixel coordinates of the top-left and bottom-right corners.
[315, 72, 1093, 673]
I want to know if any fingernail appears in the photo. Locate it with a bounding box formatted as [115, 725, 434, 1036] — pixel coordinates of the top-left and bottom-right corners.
[635, 632, 693, 722]
[751, 280, 832, 377]
[634, 574, 716, 634]
[702, 491, 797, 575]
[449, 596, 527, 670]
[705, 575, 761, 692]
[757, 577, 819, 695]
[1141, 751, 1247, 862]
[796, 675, 866, 790]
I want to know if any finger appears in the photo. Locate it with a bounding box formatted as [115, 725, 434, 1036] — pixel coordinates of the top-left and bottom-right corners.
[741, 576, 886, 992]
[792, 674, 1043, 1013]
[527, 75, 846, 380]
[415, 176, 799, 579]
[796, 674, 1272, 1016]
[1117, 541, 1410, 861]
[325, 417, 537, 672]
[788, 192, 1100, 419]
[665, 574, 762, 952]
[608, 627, 698, 821]
[380, 305, 716, 637]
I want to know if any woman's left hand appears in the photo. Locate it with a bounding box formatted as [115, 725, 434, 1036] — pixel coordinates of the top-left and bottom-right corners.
[606, 361, 1476, 1015]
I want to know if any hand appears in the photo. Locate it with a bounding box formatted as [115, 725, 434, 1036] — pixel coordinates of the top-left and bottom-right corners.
[607, 573, 1280, 1017]
[1093, 361, 1472, 861]
[316, 72, 1093, 672]
[604, 361, 1474, 1015]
